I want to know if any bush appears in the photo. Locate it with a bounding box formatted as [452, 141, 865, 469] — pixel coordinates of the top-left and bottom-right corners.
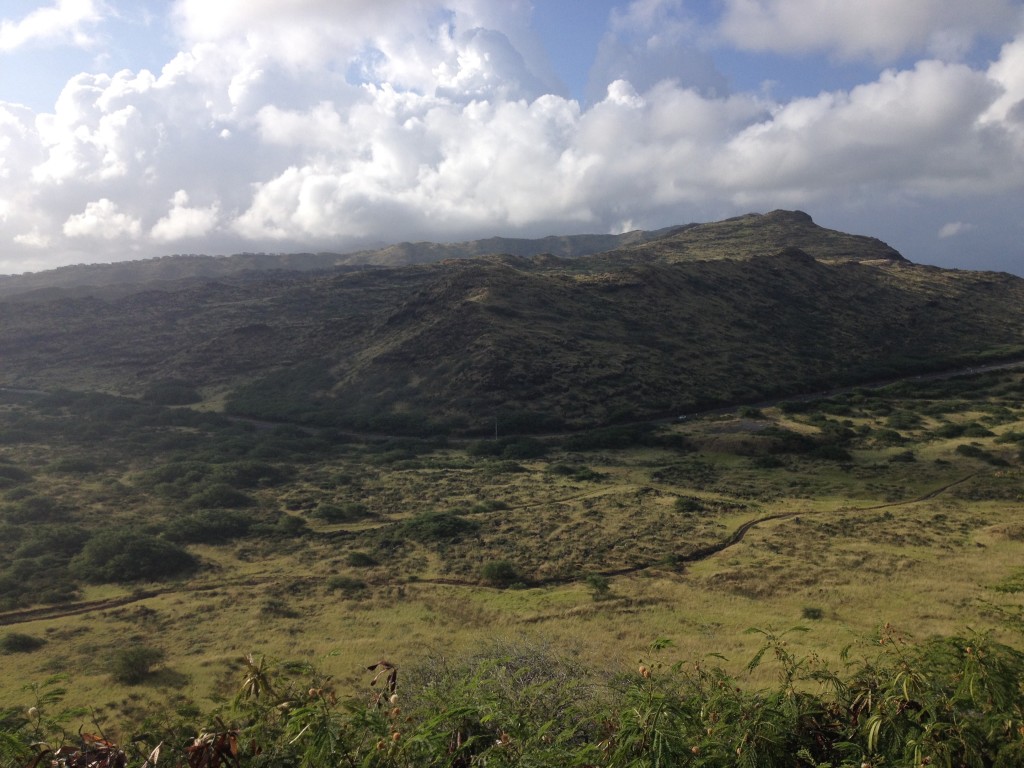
[561, 425, 656, 452]
[0, 632, 46, 653]
[586, 574, 611, 600]
[314, 502, 375, 523]
[47, 457, 100, 474]
[956, 443, 1009, 466]
[674, 496, 705, 514]
[546, 463, 605, 482]
[213, 460, 291, 488]
[888, 450, 917, 463]
[327, 575, 368, 597]
[70, 531, 198, 583]
[401, 511, 480, 543]
[0, 464, 32, 488]
[468, 436, 548, 459]
[165, 510, 252, 544]
[481, 560, 520, 588]
[143, 379, 201, 405]
[110, 645, 165, 684]
[186, 483, 255, 510]
[346, 551, 378, 568]
[3, 495, 68, 524]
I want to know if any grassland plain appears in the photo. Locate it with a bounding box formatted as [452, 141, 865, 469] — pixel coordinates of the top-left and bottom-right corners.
[1, 368, 1023, 743]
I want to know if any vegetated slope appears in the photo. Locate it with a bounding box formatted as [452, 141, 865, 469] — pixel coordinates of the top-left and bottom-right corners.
[0, 212, 1022, 433]
[0, 229, 671, 299]
[584, 209, 906, 268]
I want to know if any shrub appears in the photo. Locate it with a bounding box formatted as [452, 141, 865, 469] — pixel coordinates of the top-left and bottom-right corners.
[956, 443, 1009, 466]
[327, 575, 368, 597]
[47, 457, 101, 474]
[346, 551, 378, 568]
[674, 496, 705, 514]
[401, 511, 480, 543]
[143, 379, 201, 405]
[469, 436, 548, 459]
[547, 463, 604, 482]
[586, 574, 611, 600]
[887, 410, 922, 430]
[166, 510, 252, 544]
[69, 531, 197, 583]
[888, 450, 917, 463]
[934, 422, 966, 438]
[213, 461, 291, 488]
[110, 645, 165, 684]
[313, 502, 375, 523]
[186, 483, 255, 510]
[0, 632, 46, 653]
[561, 425, 656, 451]
[962, 423, 996, 438]
[481, 560, 520, 588]
[0, 464, 32, 488]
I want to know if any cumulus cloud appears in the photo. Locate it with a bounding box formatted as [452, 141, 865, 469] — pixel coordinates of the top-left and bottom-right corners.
[1, 1, 1024, 273]
[13, 228, 52, 248]
[717, 0, 1020, 61]
[0, 0, 104, 52]
[63, 198, 141, 239]
[150, 190, 219, 242]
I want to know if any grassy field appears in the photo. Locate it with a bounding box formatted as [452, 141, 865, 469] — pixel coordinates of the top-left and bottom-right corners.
[1, 369, 1023, 737]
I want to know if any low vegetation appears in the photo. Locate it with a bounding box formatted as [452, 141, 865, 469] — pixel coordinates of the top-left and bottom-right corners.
[0, 366, 1023, 764]
[4, 628, 1024, 767]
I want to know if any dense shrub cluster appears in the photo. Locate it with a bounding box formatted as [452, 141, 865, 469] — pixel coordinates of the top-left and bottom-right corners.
[4, 628, 1024, 767]
[68, 531, 197, 583]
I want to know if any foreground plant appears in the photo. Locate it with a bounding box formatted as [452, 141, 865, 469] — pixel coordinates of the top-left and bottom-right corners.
[3, 628, 1024, 767]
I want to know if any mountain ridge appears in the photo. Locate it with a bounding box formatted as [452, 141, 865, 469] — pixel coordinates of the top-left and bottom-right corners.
[1, 211, 1021, 434]
[0, 210, 905, 298]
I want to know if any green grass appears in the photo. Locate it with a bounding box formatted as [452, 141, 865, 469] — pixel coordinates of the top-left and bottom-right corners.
[0, 371, 1022, 741]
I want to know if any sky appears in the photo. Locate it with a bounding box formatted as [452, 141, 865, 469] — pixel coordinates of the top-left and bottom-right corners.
[1, 0, 1023, 276]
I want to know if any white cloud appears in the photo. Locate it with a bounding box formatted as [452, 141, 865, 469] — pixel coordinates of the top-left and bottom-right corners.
[717, 0, 1020, 61]
[13, 228, 52, 248]
[713, 60, 1012, 203]
[0, 1, 1023, 274]
[63, 198, 141, 239]
[150, 190, 219, 242]
[0, 0, 104, 52]
[938, 221, 974, 238]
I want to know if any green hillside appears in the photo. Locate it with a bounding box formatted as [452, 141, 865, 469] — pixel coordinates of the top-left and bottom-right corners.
[1, 211, 1021, 434]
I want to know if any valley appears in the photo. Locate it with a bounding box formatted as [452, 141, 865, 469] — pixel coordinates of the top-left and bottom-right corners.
[1, 211, 1023, 765]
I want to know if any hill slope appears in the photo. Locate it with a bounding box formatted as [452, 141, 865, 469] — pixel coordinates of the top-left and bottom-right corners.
[0, 212, 1021, 433]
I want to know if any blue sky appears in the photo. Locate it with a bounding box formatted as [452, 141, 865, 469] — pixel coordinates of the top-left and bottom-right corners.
[1, 0, 1023, 275]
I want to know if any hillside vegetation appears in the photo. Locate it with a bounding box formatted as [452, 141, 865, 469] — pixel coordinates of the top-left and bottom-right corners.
[1, 368, 1024, 765]
[1, 211, 1022, 434]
